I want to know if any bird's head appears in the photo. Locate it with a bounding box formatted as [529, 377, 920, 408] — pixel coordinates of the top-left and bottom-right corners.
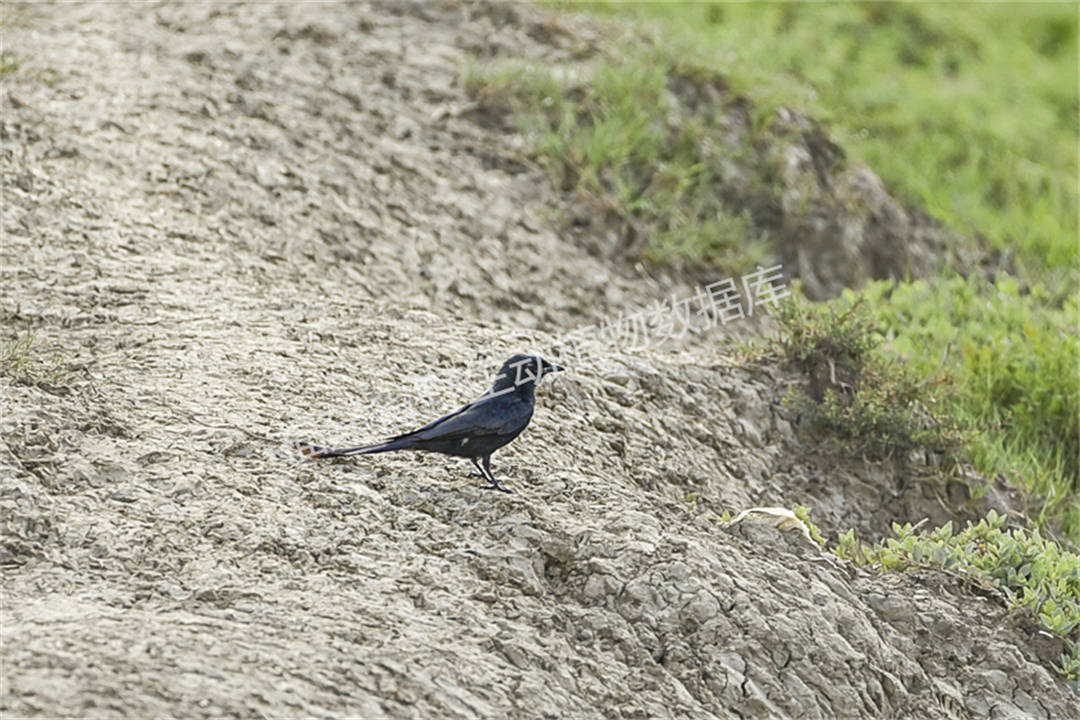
[491, 354, 564, 395]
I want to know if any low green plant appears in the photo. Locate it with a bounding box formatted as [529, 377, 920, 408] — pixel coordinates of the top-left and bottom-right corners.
[1, 333, 70, 387]
[774, 290, 963, 461]
[2, 332, 36, 375]
[0, 51, 20, 74]
[792, 504, 825, 547]
[835, 510, 1080, 684]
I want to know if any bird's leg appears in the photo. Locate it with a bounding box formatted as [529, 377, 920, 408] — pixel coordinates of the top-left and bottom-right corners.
[480, 454, 511, 494]
[468, 457, 486, 479]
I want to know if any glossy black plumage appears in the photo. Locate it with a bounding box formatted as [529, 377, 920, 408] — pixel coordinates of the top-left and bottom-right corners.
[298, 354, 563, 492]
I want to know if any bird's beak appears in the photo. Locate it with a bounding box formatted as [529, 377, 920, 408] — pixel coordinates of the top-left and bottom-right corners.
[545, 361, 564, 374]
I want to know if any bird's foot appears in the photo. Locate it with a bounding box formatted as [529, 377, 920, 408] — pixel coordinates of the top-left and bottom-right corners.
[482, 482, 513, 494]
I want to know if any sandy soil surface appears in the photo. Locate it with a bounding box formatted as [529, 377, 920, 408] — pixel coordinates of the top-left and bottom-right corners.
[2, 2, 1075, 718]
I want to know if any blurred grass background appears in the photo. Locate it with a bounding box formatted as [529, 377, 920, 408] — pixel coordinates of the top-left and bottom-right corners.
[580, 1, 1078, 274]
[469, 1, 1079, 541]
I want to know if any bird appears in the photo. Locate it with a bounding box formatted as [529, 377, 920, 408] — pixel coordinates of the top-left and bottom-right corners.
[297, 354, 563, 492]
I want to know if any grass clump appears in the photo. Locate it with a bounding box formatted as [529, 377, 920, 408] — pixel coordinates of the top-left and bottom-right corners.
[774, 290, 962, 461]
[836, 510, 1080, 685]
[1, 333, 71, 388]
[0, 51, 20, 74]
[464, 53, 769, 273]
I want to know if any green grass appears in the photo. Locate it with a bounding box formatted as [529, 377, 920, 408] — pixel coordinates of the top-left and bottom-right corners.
[464, 54, 771, 273]
[774, 284, 1078, 543]
[0, 51, 20, 74]
[857, 277, 1079, 539]
[571, 1, 1078, 274]
[2, 333, 71, 387]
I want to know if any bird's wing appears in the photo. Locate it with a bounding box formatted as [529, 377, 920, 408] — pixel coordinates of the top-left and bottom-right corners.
[399, 402, 474, 437]
[403, 395, 531, 442]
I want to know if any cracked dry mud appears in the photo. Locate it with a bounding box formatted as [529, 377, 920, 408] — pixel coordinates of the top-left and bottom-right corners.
[2, 2, 1075, 718]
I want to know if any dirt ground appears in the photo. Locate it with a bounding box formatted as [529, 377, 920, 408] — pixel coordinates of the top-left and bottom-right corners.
[2, 2, 1075, 718]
